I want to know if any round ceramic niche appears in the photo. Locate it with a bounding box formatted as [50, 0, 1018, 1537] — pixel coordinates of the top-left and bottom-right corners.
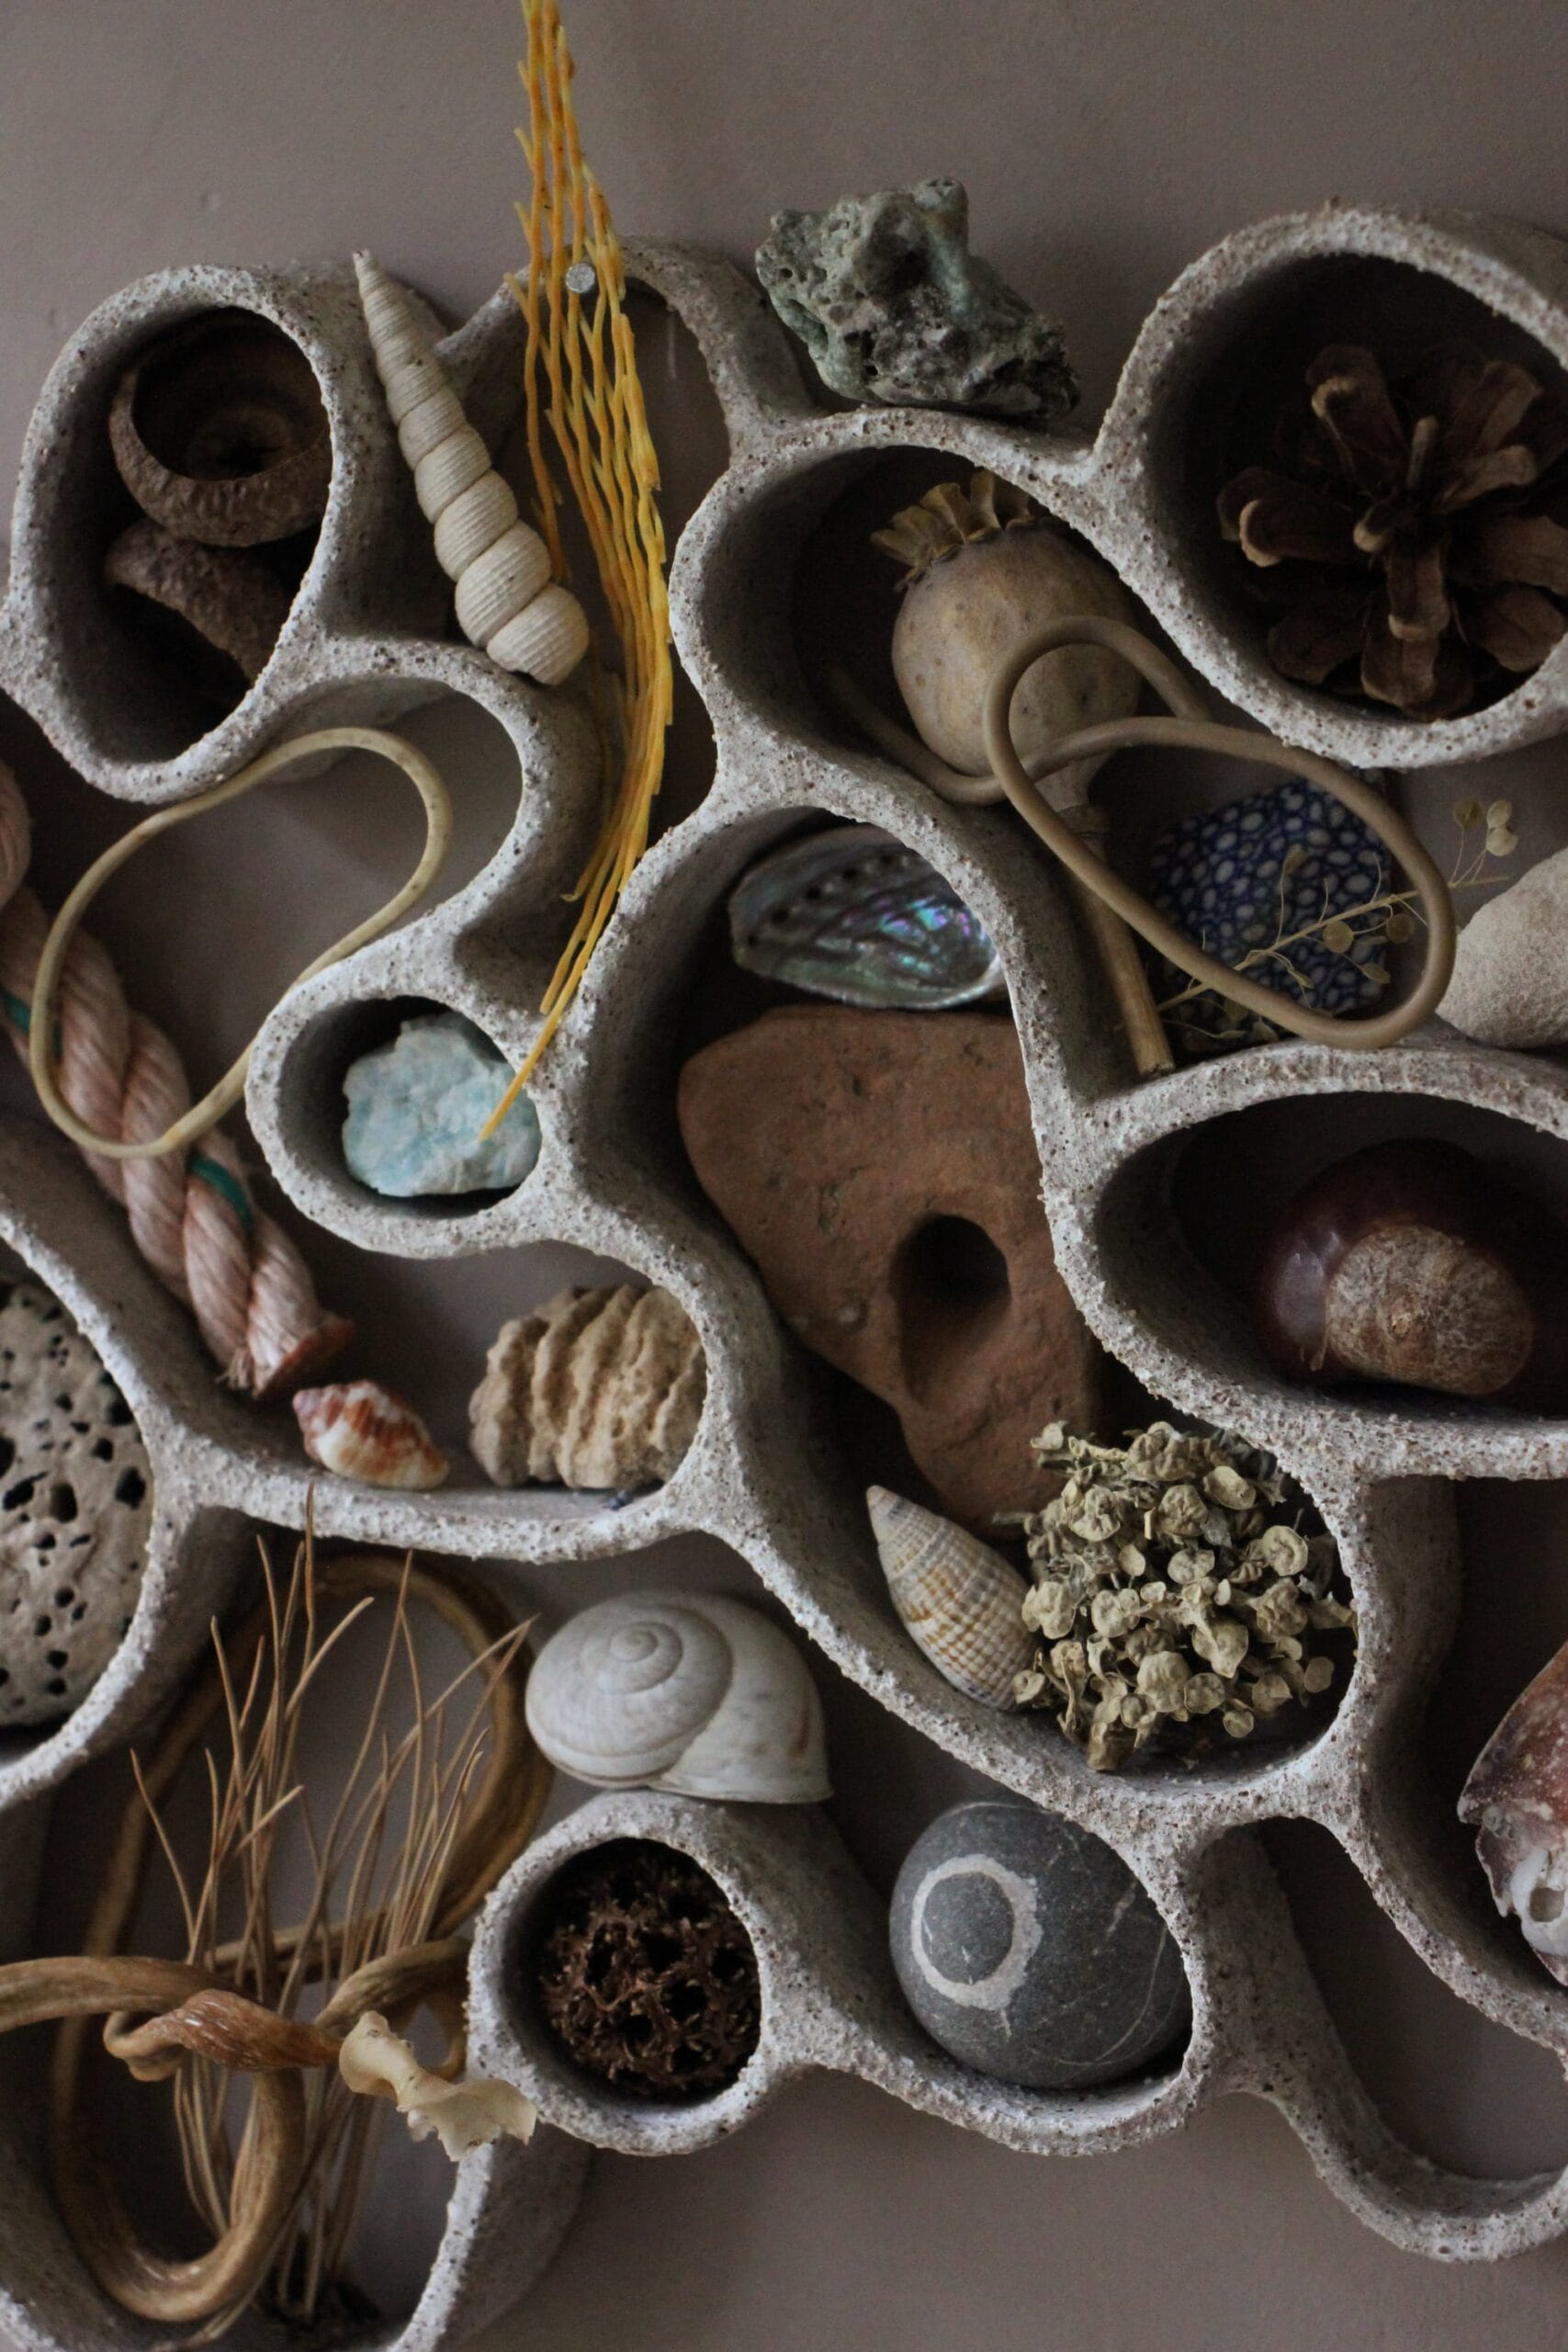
[21, 299, 333, 769]
[499, 1834, 769, 2123]
[1094, 1085, 1568, 1431]
[780, 445, 1155, 776]
[266, 989, 545, 1243]
[1137, 249, 1568, 742]
[13, 1513, 517, 2343]
[310, 1236, 712, 1532]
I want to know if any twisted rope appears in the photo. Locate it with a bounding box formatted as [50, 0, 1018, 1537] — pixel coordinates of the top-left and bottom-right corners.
[0, 756, 348, 1396]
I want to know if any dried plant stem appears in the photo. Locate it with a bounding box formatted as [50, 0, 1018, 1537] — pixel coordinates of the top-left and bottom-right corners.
[0, 1534, 549, 2335]
[483, 0, 672, 1128]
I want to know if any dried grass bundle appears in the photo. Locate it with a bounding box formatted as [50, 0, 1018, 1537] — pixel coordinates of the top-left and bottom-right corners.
[482, 0, 673, 1132]
[0, 1531, 549, 2338]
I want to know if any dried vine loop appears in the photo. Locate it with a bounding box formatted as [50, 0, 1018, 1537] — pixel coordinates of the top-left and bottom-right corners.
[0, 1544, 548, 2333]
[981, 615, 1457, 1050]
[28, 727, 453, 1162]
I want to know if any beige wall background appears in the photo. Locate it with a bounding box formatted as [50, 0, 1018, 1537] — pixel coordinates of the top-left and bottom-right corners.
[8, 0, 1568, 2346]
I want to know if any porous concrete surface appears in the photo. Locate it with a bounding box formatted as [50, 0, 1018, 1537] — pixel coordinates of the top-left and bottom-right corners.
[5, 206, 1568, 2352]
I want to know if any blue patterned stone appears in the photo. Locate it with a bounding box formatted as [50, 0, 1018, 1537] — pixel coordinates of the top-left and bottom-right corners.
[1148, 780, 1391, 1037]
[343, 1012, 539, 1199]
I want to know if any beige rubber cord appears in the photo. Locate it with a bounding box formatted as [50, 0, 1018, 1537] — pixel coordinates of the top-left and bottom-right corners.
[28, 725, 454, 1160]
[981, 615, 1456, 1050]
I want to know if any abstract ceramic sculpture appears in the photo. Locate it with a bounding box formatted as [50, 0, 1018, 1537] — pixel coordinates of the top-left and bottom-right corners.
[342, 1010, 541, 1197]
[1461, 1639, 1568, 1985]
[532, 1841, 762, 2099]
[728, 824, 1004, 1010]
[0, 1282, 152, 1727]
[12, 203, 1568, 2335]
[525, 1591, 830, 1802]
[756, 179, 1077, 423]
[1250, 1140, 1568, 1408]
[1440, 843, 1568, 1046]
[469, 1285, 706, 1490]
[888, 1800, 1190, 2089]
[867, 1486, 1032, 1708]
[678, 1005, 1102, 1525]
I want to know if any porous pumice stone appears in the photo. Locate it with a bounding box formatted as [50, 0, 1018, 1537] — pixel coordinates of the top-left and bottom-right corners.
[342, 1011, 541, 1198]
[754, 177, 1077, 423]
[889, 1799, 1190, 2090]
[0, 1281, 152, 1727]
[1439, 844, 1568, 1048]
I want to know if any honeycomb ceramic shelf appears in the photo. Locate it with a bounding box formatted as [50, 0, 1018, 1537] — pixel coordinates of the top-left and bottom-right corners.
[6, 202, 1568, 2351]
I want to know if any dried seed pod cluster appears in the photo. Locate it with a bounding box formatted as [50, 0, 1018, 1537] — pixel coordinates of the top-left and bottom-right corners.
[1014, 1422, 1355, 1771]
[102, 311, 331, 713]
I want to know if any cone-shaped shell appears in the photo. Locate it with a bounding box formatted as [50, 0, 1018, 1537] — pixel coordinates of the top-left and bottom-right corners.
[868, 1485, 1032, 1708]
[1460, 1636, 1568, 1984]
[525, 1590, 830, 1802]
[293, 1380, 448, 1491]
[354, 251, 586, 685]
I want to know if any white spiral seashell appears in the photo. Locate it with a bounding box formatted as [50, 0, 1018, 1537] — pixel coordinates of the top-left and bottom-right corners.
[867, 1486, 1032, 1709]
[354, 251, 588, 686]
[525, 1590, 831, 1803]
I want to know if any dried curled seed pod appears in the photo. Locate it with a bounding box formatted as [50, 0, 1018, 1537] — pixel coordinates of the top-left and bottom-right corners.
[1250, 1138, 1568, 1408]
[107, 311, 332, 548]
[102, 516, 294, 691]
[532, 1840, 761, 2099]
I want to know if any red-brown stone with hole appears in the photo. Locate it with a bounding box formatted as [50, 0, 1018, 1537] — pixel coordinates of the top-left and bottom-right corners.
[676, 1005, 1102, 1527]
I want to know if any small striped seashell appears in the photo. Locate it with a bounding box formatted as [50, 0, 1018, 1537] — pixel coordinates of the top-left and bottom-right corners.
[867, 1485, 1032, 1708]
[354, 251, 588, 687]
[293, 1379, 449, 1490]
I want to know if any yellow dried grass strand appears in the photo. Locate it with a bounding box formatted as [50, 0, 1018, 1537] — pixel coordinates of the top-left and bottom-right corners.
[485, 0, 672, 1128]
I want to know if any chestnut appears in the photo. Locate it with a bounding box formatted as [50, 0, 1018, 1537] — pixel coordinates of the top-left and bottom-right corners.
[1249, 1138, 1568, 1409]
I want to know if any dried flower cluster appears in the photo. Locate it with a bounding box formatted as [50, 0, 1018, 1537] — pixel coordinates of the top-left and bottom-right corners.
[1013, 1423, 1355, 1771]
[1217, 341, 1568, 719]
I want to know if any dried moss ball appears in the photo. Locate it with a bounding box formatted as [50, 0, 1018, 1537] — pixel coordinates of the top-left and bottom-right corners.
[532, 1840, 761, 2099]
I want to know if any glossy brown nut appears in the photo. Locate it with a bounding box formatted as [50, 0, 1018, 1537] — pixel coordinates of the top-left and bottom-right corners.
[1249, 1137, 1568, 1409]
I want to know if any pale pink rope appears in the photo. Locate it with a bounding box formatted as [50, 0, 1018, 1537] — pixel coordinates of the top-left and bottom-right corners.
[0, 762, 349, 1397]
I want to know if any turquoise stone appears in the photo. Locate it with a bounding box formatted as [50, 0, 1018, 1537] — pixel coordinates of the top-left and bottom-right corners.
[342, 1012, 539, 1198]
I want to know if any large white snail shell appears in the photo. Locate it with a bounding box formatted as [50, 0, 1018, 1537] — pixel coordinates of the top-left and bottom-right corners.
[354, 251, 587, 687]
[525, 1590, 830, 1803]
[867, 1486, 1032, 1709]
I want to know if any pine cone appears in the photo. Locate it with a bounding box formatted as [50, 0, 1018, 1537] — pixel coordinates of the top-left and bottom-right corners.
[1216, 342, 1568, 719]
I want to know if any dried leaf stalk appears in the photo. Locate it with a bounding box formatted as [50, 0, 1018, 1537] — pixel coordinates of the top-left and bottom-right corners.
[484, 0, 672, 1130]
[0, 1532, 550, 2338]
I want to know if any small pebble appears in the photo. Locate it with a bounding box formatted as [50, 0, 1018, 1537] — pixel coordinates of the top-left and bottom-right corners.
[889, 1798, 1190, 2090]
